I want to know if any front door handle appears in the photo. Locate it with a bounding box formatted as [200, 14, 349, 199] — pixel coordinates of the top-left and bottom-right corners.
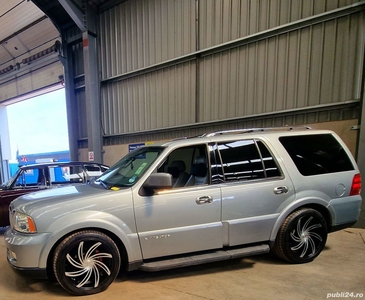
[273, 186, 289, 195]
[196, 196, 213, 205]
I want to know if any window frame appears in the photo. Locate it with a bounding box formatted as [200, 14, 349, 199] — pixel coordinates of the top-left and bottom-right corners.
[215, 138, 283, 183]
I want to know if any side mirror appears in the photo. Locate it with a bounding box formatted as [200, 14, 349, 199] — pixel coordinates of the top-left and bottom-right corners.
[144, 173, 172, 190]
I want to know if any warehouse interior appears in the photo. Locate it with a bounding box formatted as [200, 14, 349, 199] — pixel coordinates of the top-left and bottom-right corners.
[0, 0, 364, 223]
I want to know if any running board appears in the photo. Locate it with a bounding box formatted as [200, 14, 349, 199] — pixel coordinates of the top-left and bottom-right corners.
[139, 244, 270, 272]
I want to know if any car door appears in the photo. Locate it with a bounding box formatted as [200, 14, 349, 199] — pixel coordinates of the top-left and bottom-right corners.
[217, 139, 296, 246]
[133, 144, 223, 259]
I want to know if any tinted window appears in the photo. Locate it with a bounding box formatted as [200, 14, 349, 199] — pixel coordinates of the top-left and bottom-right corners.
[279, 134, 354, 176]
[257, 141, 282, 177]
[217, 139, 280, 181]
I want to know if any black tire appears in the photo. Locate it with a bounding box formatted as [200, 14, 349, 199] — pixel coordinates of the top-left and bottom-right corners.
[272, 208, 327, 264]
[53, 230, 121, 296]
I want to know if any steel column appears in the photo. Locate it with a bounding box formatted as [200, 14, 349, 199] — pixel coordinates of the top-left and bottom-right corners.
[356, 44, 365, 228]
[61, 37, 79, 162]
[82, 4, 103, 163]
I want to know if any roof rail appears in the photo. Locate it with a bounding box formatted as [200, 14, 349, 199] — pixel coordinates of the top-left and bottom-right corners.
[203, 126, 312, 137]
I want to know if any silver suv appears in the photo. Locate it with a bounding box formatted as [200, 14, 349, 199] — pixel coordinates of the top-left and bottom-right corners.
[4, 127, 362, 296]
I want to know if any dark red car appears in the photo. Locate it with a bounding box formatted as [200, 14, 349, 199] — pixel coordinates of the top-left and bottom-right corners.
[0, 161, 109, 227]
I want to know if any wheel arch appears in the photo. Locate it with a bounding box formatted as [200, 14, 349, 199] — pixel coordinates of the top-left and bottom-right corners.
[38, 211, 143, 279]
[269, 198, 333, 244]
[45, 227, 131, 280]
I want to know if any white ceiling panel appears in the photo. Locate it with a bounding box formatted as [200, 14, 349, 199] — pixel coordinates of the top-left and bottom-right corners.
[17, 18, 60, 52]
[0, 0, 45, 42]
[2, 36, 28, 59]
[0, 1, 59, 68]
[0, 0, 61, 103]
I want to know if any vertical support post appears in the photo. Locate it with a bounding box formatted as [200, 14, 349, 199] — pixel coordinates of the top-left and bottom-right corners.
[82, 4, 103, 163]
[355, 30, 365, 228]
[195, 0, 200, 124]
[0, 106, 11, 182]
[356, 79, 365, 228]
[62, 37, 79, 162]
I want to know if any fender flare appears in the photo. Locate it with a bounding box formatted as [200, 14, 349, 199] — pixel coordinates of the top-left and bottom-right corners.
[37, 211, 141, 269]
[269, 196, 335, 243]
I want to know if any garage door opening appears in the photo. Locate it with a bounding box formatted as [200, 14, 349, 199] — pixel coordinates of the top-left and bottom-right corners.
[0, 88, 69, 182]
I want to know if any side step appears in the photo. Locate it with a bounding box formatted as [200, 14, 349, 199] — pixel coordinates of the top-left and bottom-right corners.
[139, 244, 270, 272]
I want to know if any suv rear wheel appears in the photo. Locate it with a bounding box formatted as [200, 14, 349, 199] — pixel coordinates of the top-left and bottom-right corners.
[53, 230, 121, 296]
[273, 208, 328, 263]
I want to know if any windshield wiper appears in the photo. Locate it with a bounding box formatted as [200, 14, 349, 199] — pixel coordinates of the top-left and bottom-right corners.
[95, 179, 110, 190]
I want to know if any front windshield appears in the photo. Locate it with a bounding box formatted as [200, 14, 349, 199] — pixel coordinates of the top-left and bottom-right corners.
[96, 146, 164, 188]
[1, 168, 21, 189]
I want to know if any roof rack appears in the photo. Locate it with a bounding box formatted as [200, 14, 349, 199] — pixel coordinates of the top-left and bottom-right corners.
[202, 126, 312, 137]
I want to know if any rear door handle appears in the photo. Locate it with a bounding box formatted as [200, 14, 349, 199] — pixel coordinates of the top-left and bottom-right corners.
[196, 196, 213, 205]
[273, 186, 288, 195]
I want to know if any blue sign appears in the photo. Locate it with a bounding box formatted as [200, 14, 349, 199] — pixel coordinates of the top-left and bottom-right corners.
[128, 143, 145, 152]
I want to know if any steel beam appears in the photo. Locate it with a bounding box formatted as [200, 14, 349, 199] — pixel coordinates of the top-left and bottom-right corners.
[58, 0, 86, 32]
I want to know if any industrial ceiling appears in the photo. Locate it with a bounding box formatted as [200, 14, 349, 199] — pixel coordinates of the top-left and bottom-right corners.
[0, 1, 57, 66]
[0, 0, 123, 105]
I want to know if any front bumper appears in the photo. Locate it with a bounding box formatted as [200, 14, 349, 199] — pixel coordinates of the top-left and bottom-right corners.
[4, 227, 51, 279]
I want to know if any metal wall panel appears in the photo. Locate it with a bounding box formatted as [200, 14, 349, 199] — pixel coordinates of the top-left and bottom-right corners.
[91, 0, 364, 144]
[101, 61, 196, 134]
[198, 11, 364, 122]
[98, 0, 196, 79]
[75, 88, 88, 139]
[198, 0, 359, 49]
[102, 103, 359, 146]
[71, 42, 84, 78]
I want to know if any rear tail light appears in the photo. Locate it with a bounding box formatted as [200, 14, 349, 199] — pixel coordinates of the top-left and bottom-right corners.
[350, 173, 361, 196]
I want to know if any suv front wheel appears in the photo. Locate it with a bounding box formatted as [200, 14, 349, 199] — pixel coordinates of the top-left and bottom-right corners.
[273, 208, 328, 264]
[53, 230, 121, 296]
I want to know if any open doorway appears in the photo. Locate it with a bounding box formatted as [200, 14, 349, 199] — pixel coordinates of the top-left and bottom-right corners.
[0, 88, 69, 182]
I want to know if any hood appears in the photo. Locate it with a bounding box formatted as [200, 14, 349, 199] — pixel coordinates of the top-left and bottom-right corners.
[10, 184, 129, 212]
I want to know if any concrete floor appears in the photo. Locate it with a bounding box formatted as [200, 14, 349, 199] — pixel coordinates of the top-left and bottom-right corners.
[0, 228, 364, 300]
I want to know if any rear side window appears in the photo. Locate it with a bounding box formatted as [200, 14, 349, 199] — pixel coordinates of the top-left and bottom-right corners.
[279, 134, 354, 176]
[217, 139, 281, 182]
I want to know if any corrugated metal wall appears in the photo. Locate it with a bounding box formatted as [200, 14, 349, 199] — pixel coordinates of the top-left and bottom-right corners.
[101, 62, 197, 134]
[99, 0, 196, 77]
[198, 0, 360, 48]
[75, 0, 364, 145]
[199, 13, 363, 122]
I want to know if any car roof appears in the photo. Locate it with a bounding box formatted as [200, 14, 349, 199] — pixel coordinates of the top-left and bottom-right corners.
[156, 126, 334, 148]
[18, 161, 109, 170]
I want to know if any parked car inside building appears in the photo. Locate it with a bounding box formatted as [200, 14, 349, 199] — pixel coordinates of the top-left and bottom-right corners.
[0, 161, 109, 227]
[4, 127, 362, 296]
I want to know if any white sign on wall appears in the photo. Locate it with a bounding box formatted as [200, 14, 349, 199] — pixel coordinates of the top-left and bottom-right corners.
[88, 151, 94, 161]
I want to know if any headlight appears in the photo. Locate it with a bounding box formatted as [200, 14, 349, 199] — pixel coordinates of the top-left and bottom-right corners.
[13, 212, 37, 233]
